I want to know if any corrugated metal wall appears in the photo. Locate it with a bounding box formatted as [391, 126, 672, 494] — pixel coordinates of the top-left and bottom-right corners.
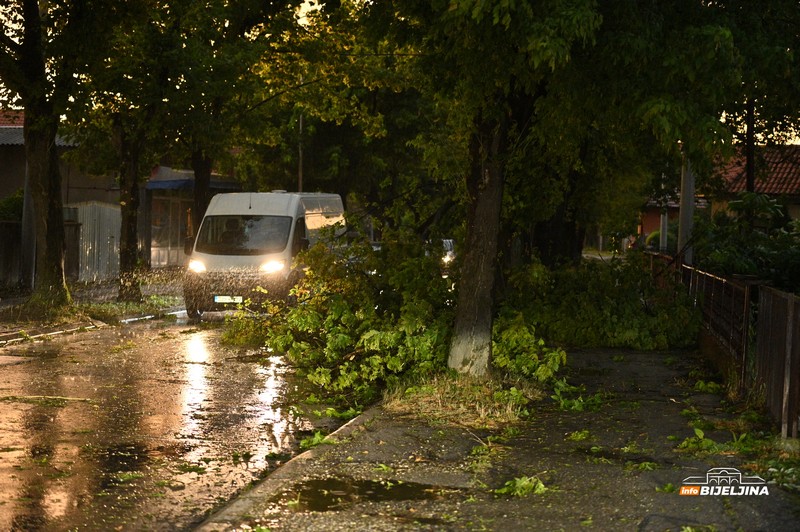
[69, 202, 120, 282]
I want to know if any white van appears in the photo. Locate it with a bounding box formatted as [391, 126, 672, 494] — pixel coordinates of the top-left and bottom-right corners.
[183, 192, 344, 319]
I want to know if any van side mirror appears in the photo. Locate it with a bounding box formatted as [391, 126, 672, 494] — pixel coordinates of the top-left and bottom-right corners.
[184, 236, 195, 255]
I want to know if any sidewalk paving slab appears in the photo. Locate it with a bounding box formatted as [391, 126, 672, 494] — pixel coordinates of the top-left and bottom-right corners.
[196, 349, 800, 532]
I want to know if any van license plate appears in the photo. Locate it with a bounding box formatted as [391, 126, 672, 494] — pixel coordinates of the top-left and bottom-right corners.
[214, 295, 243, 304]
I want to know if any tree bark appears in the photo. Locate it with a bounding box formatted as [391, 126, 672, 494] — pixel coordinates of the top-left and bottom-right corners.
[116, 120, 144, 302]
[191, 149, 213, 232]
[23, 110, 71, 309]
[447, 115, 507, 376]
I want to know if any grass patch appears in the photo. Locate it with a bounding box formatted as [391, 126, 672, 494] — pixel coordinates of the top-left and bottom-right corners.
[77, 295, 182, 324]
[382, 374, 545, 429]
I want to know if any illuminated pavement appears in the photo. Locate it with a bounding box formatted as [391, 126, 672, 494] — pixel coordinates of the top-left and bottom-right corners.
[0, 317, 333, 530]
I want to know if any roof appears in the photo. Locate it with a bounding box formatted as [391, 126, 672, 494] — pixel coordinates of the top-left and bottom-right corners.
[0, 127, 25, 146]
[0, 126, 76, 147]
[719, 145, 800, 196]
[0, 110, 23, 126]
[0, 108, 76, 147]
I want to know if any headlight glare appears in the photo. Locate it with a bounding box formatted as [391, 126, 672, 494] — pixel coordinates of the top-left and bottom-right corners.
[260, 260, 285, 274]
[188, 259, 207, 273]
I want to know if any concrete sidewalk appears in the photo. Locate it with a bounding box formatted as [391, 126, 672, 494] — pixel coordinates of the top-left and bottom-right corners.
[196, 349, 800, 531]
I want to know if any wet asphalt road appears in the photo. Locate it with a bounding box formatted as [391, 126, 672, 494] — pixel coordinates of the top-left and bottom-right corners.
[0, 315, 323, 531]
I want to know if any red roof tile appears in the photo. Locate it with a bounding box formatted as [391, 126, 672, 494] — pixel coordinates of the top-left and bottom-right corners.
[719, 145, 800, 196]
[0, 110, 24, 127]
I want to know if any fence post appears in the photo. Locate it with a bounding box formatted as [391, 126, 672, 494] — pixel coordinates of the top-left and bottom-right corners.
[782, 292, 796, 438]
[740, 283, 750, 395]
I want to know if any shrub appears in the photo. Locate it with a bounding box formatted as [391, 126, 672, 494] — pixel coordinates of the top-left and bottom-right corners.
[694, 192, 800, 294]
[227, 228, 454, 407]
[506, 253, 700, 350]
[0, 189, 24, 221]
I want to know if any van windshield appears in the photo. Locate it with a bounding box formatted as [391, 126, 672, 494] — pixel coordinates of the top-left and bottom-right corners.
[194, 215, 292, 255]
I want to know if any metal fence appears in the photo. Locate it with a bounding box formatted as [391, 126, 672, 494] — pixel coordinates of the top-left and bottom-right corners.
[648, 253, 800, 437]
[69, 201, 121, 282]
[682, 266, 757, 392]
[756, 287, 800, 438]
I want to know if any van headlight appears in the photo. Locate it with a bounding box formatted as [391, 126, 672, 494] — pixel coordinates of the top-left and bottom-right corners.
[188, 259, 207, 273]
[259, 260, 285, 274]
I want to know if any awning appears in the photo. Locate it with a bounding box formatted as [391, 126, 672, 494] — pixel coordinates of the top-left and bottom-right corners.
[145, 179, 241, 191]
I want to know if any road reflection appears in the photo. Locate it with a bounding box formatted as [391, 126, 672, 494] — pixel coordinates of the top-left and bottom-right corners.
[0, 321, 315, 530]
[182, 333, 210, 463]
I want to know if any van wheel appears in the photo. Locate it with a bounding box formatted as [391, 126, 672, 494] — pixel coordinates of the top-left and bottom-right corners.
[185, 300, 203, 321]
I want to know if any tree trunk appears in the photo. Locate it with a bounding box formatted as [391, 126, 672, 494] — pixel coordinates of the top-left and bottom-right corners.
[116, 121, 144, 302]
[16, 1, 70, 312]
[447, 115, 507, 376]
[191, 149, 213, 232]
[23, 108, 71, 311]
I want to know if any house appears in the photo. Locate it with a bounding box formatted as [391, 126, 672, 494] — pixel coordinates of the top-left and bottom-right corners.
[714, 144, 800, 220]
[632, 145, 800, 251]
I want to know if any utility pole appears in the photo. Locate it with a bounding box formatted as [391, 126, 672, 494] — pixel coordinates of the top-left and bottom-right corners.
[298, 112, 303, 193]
[677, 143, 695, 265]
[659, 176, 668, 252]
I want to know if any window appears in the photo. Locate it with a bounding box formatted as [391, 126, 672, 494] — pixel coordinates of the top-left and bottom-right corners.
[195, 215, 292, 255]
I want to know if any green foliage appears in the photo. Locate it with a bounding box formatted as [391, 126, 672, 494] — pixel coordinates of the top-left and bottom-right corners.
[492, 310, 566, 383]
[494, 476, 549, 497]
[550, 378, 607, 412]
[506, 254, 700, 350]
[656, 483, 677, 493]
[694, 192, 800, 293]
[762, 459, 800, 491]
[299, 431, 332, 450]
[694, 380, 724, 395]
[676, 428, 721, 455]
[228, 227, 454, 407]
[0, 189, 23, 221]
[566, 429, 591, 442]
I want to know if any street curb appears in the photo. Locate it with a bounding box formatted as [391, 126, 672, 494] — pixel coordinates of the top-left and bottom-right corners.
[0, 321, 101, 348]
[194, 405, 384, 531]
[0, 308, 186, 349]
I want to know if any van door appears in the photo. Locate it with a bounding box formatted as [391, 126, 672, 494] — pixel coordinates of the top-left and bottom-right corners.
[291, 218, 307, 257]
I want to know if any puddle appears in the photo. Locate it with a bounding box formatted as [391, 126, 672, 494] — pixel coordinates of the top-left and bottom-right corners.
[278, 477, 455, 512]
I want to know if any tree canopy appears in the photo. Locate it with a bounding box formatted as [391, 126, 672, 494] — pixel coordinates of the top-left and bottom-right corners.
[2, 0, 799, 348]
[0, 0, 127, 311]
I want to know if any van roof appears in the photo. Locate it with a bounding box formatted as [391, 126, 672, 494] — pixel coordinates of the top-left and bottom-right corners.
[205, 192, 342, 216]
